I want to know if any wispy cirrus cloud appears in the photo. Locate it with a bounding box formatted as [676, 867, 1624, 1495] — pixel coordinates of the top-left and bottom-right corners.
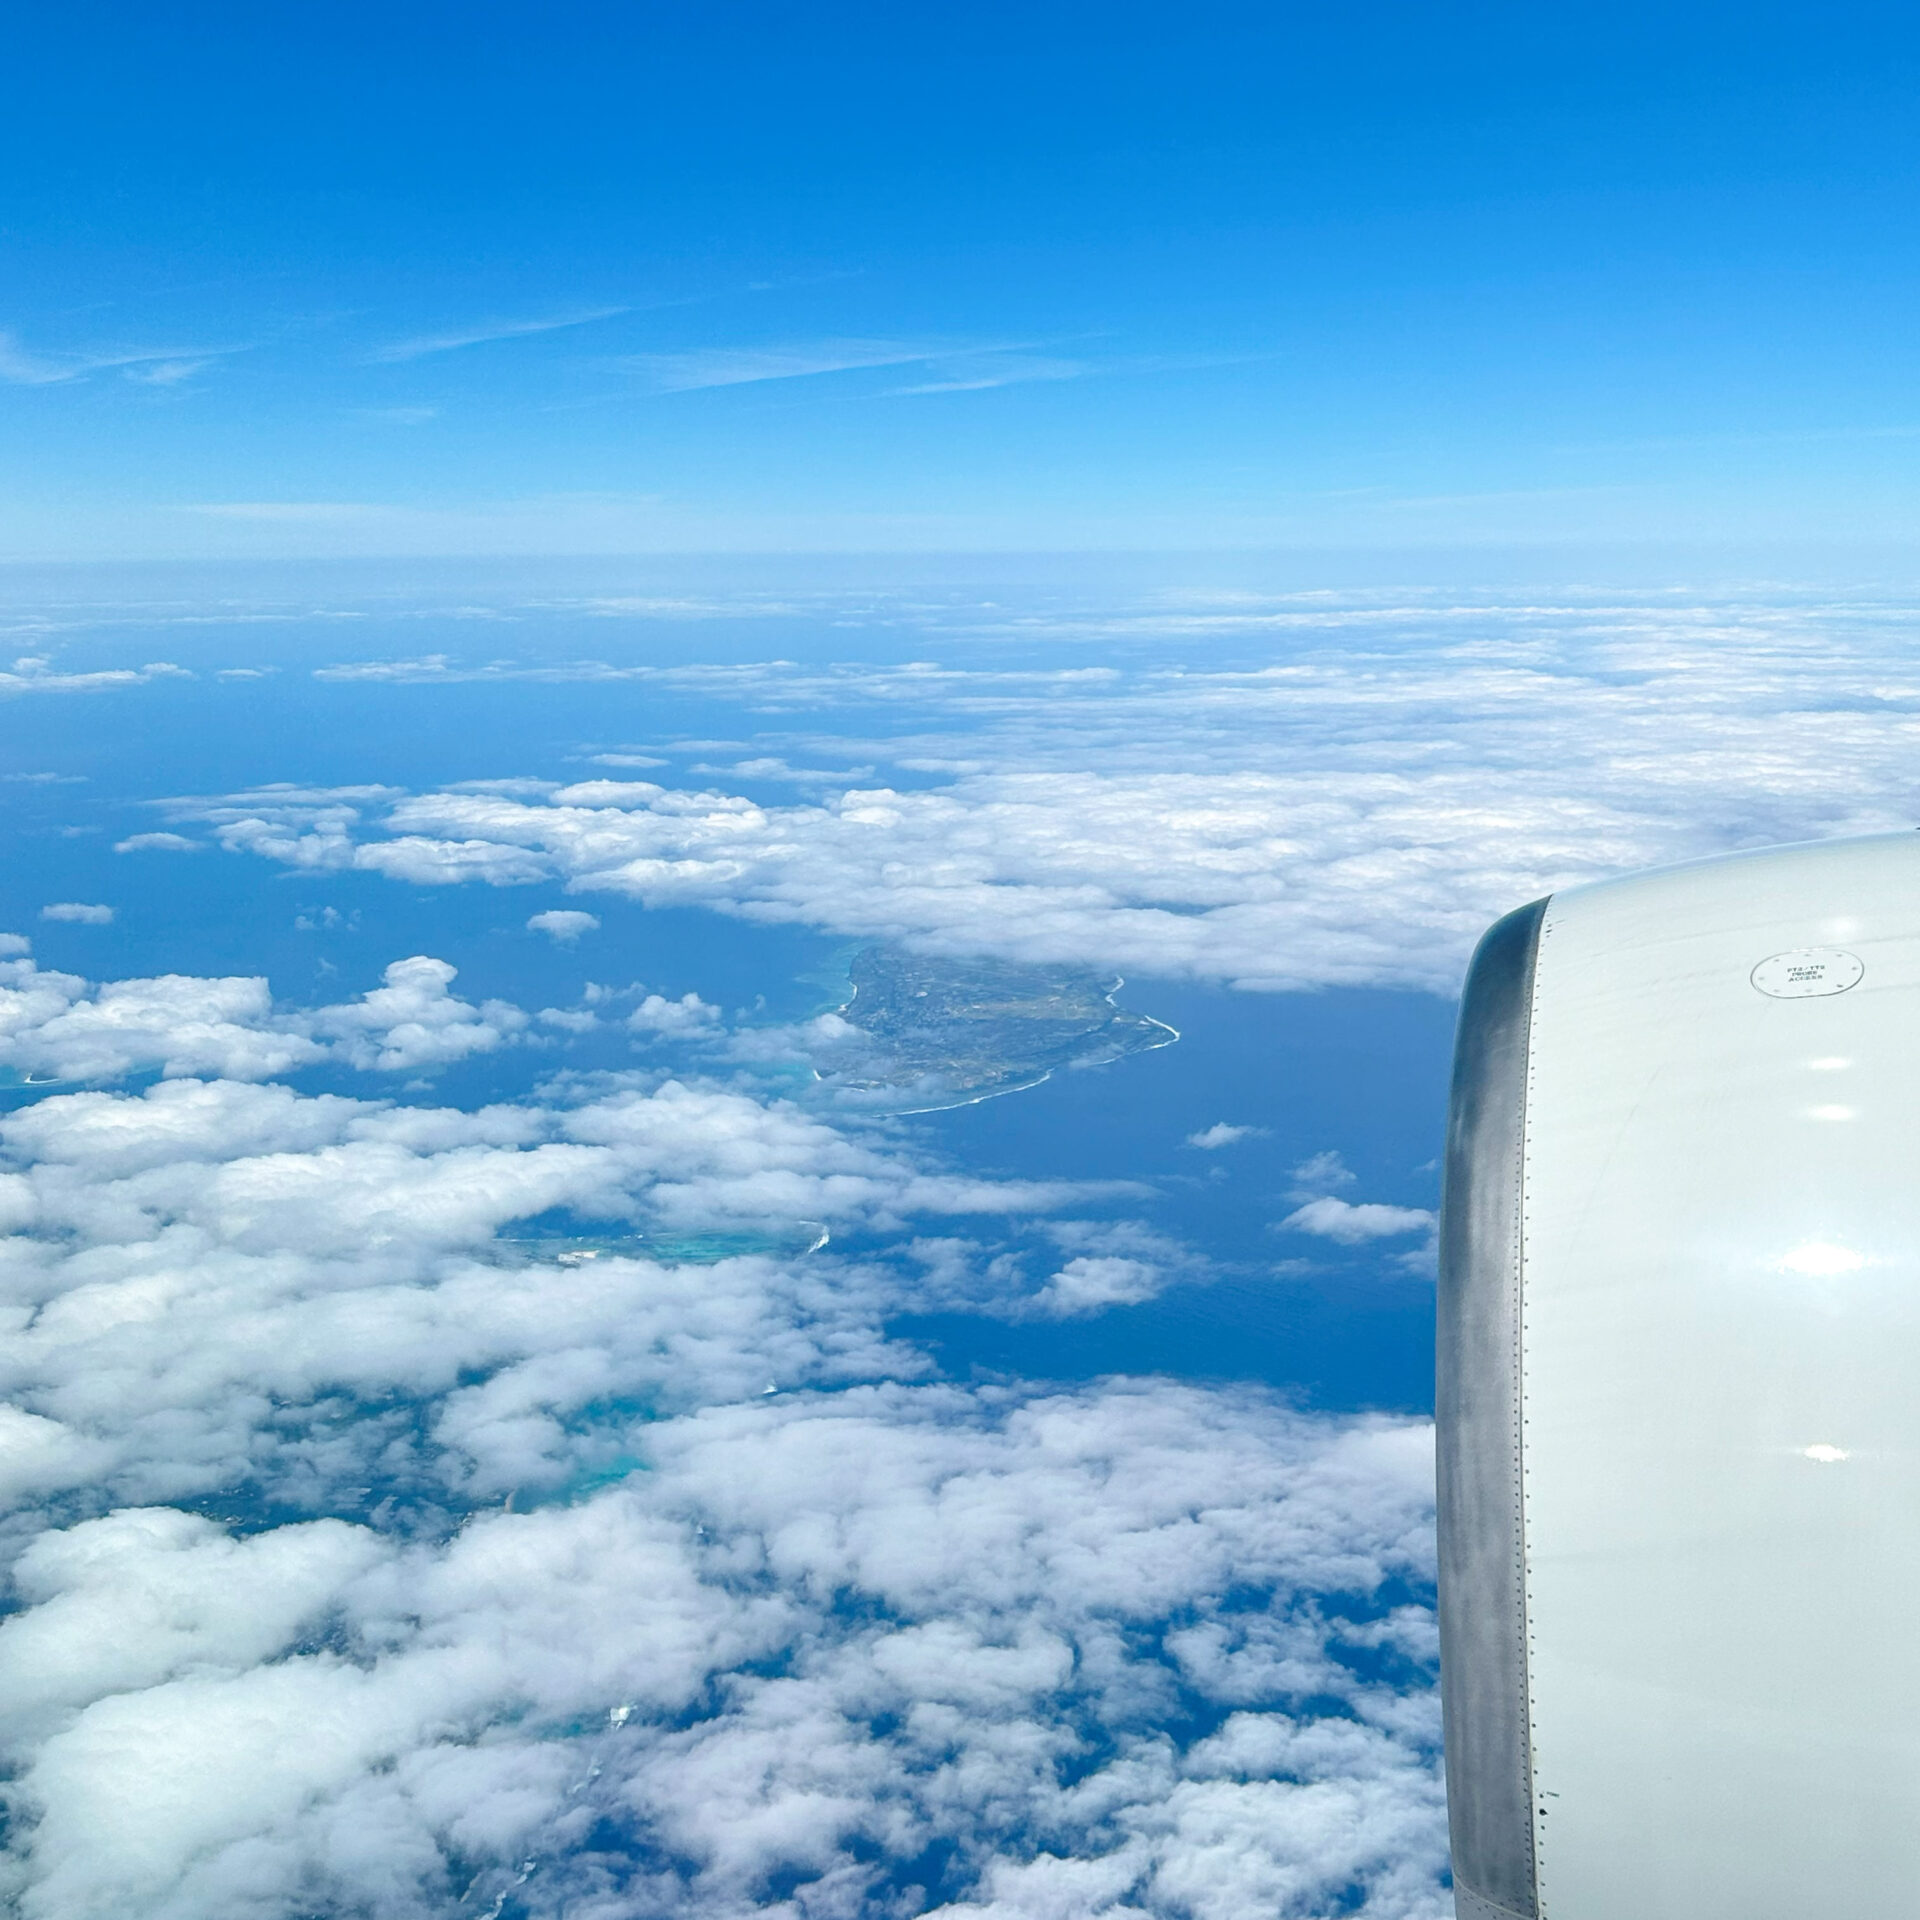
[619, 339, 1254, 399]
[122, 357, 222, 387]
[0, 331, 237, 388]
[621, 337, 1094, 396]
[621, 338, 952, 391]
[888, 351, 1090, 394]
[370, 307, 629, 363]
[892, 346, 1273, 397]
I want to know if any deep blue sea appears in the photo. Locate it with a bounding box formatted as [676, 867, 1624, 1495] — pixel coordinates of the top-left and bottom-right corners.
[892, 981, 1451, 1410]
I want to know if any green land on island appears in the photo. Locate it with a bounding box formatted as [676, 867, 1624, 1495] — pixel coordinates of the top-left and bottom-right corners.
[834, 946, 1177, 1108]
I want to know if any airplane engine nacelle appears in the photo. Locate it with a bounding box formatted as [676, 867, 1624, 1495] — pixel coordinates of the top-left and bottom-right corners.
[1439, 833, 1920, 1920]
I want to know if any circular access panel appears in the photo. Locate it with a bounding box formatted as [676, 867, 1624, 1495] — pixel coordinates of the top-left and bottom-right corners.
[1750, 948, 1865, 998]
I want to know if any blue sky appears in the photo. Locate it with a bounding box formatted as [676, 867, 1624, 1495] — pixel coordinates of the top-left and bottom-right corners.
[8, 2, 1920, 554]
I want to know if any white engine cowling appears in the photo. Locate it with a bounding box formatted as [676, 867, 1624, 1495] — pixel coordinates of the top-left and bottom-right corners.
[1440, 833, 1920, 1919]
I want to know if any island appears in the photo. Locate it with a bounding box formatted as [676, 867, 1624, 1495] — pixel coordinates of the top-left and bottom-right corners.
[831, 946, 1177, 1109]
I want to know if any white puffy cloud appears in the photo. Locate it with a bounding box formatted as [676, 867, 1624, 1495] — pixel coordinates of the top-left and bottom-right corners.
[158, 785, 410, 876]
[1023, 1252, 1164, 1317]
[1287, 1150, 1357, 1198]
[627, 990, 721, 1038]
[1006, 1218, 1196, 1320]
[308, 955, 529, 1071]
[0, 1508, 384, 1747]
[899, 1222, 1197, 1322]
[0, 960, 328, 1084]
[0, 1406, 114, 1509]
[0, 955, 538, 1084]
[1279, 1198, 1435, 1244]
[527, 908, 600, 942]
[40, 903, 113, 926]
[1186, 1122, 1265, 1150]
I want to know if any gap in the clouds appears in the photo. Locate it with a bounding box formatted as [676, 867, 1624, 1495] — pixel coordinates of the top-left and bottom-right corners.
[844, 1833, 966, 1916]
[1313, 1574, 1441, 1693]
[1101, 1577, 1441, 1761]
[767, 1831, 984, 1918]
[181, 1397, 463, 1539]
[884, 981, 1456, 1415]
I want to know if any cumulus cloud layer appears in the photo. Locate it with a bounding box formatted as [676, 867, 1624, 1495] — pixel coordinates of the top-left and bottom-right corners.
[0, 946, 1449, 1916]
[167, 592, 1920, 989]
[0, 1389, 1443, 1920]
